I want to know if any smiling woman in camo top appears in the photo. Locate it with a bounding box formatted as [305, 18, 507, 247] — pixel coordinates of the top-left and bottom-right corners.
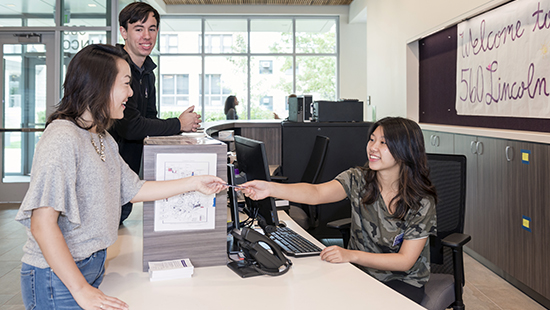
[240, 116, 437, 304]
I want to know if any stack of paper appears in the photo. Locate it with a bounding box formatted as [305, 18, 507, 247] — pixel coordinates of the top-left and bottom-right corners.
[148, 258, 194, 282]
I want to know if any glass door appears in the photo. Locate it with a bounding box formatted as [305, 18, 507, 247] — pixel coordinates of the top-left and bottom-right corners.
[0, 32, 55, 202]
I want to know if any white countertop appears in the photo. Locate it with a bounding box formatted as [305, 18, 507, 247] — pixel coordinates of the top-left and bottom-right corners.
[100, 207, 425, 310]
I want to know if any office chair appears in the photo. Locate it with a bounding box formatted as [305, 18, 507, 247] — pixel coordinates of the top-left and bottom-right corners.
[277, 135, 330, 230]
[327, 153, 471, 310]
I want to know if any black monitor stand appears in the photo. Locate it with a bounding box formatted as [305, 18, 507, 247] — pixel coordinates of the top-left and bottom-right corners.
[227, 163, 241, 254]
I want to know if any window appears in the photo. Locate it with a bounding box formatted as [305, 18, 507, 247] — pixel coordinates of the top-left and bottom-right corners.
[200, 74, 232, 109]
[158, 19, 201, 54]
[204, 19, 247, 54]
[0, 0, 57, 27]
[161, 74, 189, 107]
[157, 16, 339, 121]
[160, 34, 179, 53]
[63, 0, 109, 27]
[0, 0, 114, 187]
[201, 34, 234, 53]
[260, 96, 273, 110]
[157, 56, 200, 119]
[259, 60, 273, 74]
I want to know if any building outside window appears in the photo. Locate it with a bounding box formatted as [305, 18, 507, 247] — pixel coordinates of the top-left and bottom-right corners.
[160, 34, 179, 53]
[259, 60, 273, 74]
[161, 74, 190, 108]
[157, 16, 338, 121]
[200, 34, 233, 53]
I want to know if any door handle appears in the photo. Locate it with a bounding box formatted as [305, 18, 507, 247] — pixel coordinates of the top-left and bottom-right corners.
[505, 146, 513, 162]
[476, 141, 484, 155]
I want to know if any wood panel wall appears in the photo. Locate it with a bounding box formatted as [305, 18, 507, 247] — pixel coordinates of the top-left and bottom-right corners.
[241, 126, 281, 166]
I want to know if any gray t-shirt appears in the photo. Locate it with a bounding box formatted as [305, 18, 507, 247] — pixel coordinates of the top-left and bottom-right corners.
[335, 167, 437, 288]
[15, 120, 145, 268]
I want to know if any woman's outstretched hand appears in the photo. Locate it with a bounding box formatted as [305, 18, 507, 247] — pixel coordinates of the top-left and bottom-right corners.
[193, 175, 227, 195]
[239, 180, 271, 200]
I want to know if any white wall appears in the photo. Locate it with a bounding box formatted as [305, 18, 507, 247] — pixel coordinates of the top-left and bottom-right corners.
[364, 0, 509, 120]
[148, 1, 368, 115]
[340, 17, 367, 105]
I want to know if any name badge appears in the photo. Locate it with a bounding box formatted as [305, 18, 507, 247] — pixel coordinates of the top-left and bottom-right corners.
[392, 232, 404, 247]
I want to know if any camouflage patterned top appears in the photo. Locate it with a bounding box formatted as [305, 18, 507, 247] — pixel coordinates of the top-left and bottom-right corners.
[335, 167, 437, 288]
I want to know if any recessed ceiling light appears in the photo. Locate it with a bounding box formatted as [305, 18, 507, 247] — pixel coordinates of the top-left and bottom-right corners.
[88, 3, 97, 7]
[7, 4, 15, 7]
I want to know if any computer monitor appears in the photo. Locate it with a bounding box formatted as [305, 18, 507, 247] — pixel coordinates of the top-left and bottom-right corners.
[234, 135, 279, 233]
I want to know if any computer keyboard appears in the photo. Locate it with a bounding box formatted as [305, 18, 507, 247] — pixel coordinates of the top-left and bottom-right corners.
[268, 226, 322, 257]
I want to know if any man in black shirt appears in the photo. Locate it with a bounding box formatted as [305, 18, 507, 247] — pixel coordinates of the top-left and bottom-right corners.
[111, 2, 201, 225]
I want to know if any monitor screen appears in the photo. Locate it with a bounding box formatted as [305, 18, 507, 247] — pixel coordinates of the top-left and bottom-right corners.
[234, 135, 279, 233]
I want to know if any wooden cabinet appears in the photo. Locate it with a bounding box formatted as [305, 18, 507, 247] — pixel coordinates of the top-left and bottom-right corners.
[453, 134, 480, 251]
[424, 129, 550, 303]
[505, 141, 550, 298]
[450, 132, 550, 303]
[454, 135, 509, 270]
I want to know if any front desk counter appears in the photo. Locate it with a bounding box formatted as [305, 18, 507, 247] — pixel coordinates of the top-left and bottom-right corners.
[101, 209, 425, 310]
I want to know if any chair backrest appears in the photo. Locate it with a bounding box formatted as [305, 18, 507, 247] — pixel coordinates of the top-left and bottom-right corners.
[296, 135, 329, 229]
[426, 153, 467, 275]
[300, 135, 330, 183]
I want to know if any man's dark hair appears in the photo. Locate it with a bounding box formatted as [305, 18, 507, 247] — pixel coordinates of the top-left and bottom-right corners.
[119, 2, 160, 30]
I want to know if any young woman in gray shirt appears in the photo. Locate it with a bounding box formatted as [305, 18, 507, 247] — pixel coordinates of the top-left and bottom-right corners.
[15, 44, 226, 310]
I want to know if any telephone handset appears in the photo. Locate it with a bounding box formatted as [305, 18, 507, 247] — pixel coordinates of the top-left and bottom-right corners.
[228, 227, 292, 278]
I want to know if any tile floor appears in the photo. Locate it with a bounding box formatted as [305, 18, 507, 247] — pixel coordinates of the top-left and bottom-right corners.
[0, 202, 547, 310]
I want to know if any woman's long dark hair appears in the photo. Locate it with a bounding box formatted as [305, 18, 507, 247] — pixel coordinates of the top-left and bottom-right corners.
[224, 95, 237, 115]
[47, 44, 127, 134]
[360, 117, 437, 220]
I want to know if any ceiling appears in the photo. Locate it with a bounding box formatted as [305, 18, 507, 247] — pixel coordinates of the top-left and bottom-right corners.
[163, 0, 353, 5]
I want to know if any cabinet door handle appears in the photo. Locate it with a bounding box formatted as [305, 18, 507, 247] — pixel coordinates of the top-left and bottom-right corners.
[435, 135, 440, 147]
[476, 141, 484, 155]
[505, 146, 513, 162]
[430, 135, 435, 146]
[470, 141, 477, 154]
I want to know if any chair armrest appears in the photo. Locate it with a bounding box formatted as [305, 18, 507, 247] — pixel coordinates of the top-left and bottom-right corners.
[441, 233, 471, 307]
[441, 233, 471, 249]
[327, 218, 352, 248]
[327, 218, 351, 230]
